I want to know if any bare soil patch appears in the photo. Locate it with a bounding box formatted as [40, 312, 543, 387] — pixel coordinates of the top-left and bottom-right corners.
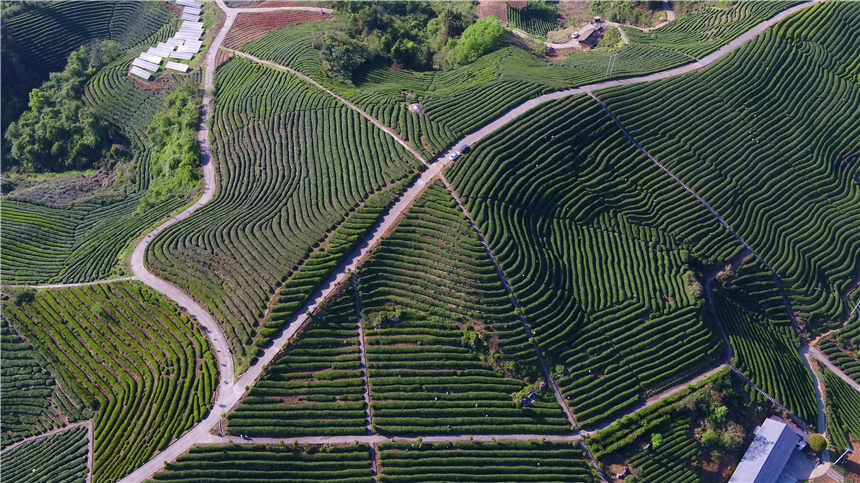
[223, 10, 330, 50]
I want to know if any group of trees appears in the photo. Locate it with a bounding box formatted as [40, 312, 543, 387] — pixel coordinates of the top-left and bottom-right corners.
[4, 41, 124, 173]
[314, 2, 507, 84]
[139, 81, 202, 210]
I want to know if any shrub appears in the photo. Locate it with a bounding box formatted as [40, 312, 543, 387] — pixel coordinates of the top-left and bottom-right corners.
[447, 16, 505, 66]
[808, 433, 826, 453]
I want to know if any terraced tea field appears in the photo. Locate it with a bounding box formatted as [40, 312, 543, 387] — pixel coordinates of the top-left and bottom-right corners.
[1, 0, 175, 132]
[359, 179, 537, 373]
[1, 317, 80, 447]
[714, 292, 817, 425]
[4, 2, 859, 482]
[237, 2, 803, 159]
[3, 282, 216, 483]
[598, 1, 860, 330]
[823, 369, 860, 451]
[1, 68, 196, 285]
[145, 56, 420, 371]
[378, 440, 595, 482]
[227, 287, 367, 437]
[0, 425, 89, 483]
[445, 94, 736, 427]
[622, 1, 796, 59]
[148, 443, 373, 482]
[364, 310, 570, 435]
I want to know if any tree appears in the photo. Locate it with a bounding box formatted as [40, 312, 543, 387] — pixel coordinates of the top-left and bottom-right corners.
[808, 433, 826, 453]
[313, 30, 372, 86]
[701, 429, 720, 447]
[710, 405, 728, 426]
[721, 422, 745, 451]
[651, 432, 663, 450]
[447, 16, 506, 66]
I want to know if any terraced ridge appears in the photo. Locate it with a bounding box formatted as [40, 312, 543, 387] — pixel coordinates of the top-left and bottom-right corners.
[506, 3, 561, 37]
[1, 68, 195, 285]
[625, 417, 700, 483]
[2, 282, 217, 483]
[587, 368, 744, 482]
[359, 179, 536, 375]
[818, 337, 860, 384]
[713, 291, 817, 425]
[599, 1, 860, 330]
[263, 175, 415, 345]
[377, 439, 595, 482]
[363, 309, 570, 435]
[237, 2, 807, 159]
[0, 425, 89, 483]
[227, 286, 367, 437]
[623, 1, 796, 59]
[147, 443, 373, 482]
[822, 368, 860, 451]
[145, 56, 421, 372]
[1, 0, 175, 131]
[2, 1, 173, 79]
[0, 317, 81, 447]
[445, 94, 736, 428]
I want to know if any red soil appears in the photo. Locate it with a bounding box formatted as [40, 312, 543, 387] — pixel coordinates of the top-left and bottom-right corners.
[223, 10, 331, 50]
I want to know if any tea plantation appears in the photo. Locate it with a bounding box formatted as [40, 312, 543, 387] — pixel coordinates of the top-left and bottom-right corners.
[3, 283, 217, 483]
[0, 425, 89, 483]
[145, 57, 421, 371]
[598, 1, 860, 331]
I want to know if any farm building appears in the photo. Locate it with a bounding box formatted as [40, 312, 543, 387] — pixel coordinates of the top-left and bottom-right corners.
[577, 25, 604, 49]
[729, 417, 805, 483]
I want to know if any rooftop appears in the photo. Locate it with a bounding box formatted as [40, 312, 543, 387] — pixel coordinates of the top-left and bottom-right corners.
[729, 418, 803, 483]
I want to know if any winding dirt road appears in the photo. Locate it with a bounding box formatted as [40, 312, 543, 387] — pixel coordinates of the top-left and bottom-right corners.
[112, 0, 849, 480]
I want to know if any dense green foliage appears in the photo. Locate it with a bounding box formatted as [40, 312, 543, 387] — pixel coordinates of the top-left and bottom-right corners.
[377, 440, 594, 482]
[317, 1, 474, 80]
[149, 443, 373, 482]
[4, 42, 122, 173]
[1, 0, 173, 133]
[1, 317, 78, 447]
[445, 94, 735, 428]
[823, 369, 860, 452]
[599, 2, 860, 331]
[359, 180, 536, 377]
[140, 83, 202, 210]
[506, 2, 560, 36]
[0, 425, 89, 483]
[146, 57, 420, 371]
[228, 287, 367, 437]
[364, 310, 569, 435]
[3, 283, 217, 483]
[447, 16, 506, 66]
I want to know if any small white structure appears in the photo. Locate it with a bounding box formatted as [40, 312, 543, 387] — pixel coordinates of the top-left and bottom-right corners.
[138, 52, 163, 64]
[169, 51, 194, 60]
[165, 61, 190, 72]
[176, 0, 202, 8]
[132, 58, 159, 72]
[129, 66, 152, 80]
